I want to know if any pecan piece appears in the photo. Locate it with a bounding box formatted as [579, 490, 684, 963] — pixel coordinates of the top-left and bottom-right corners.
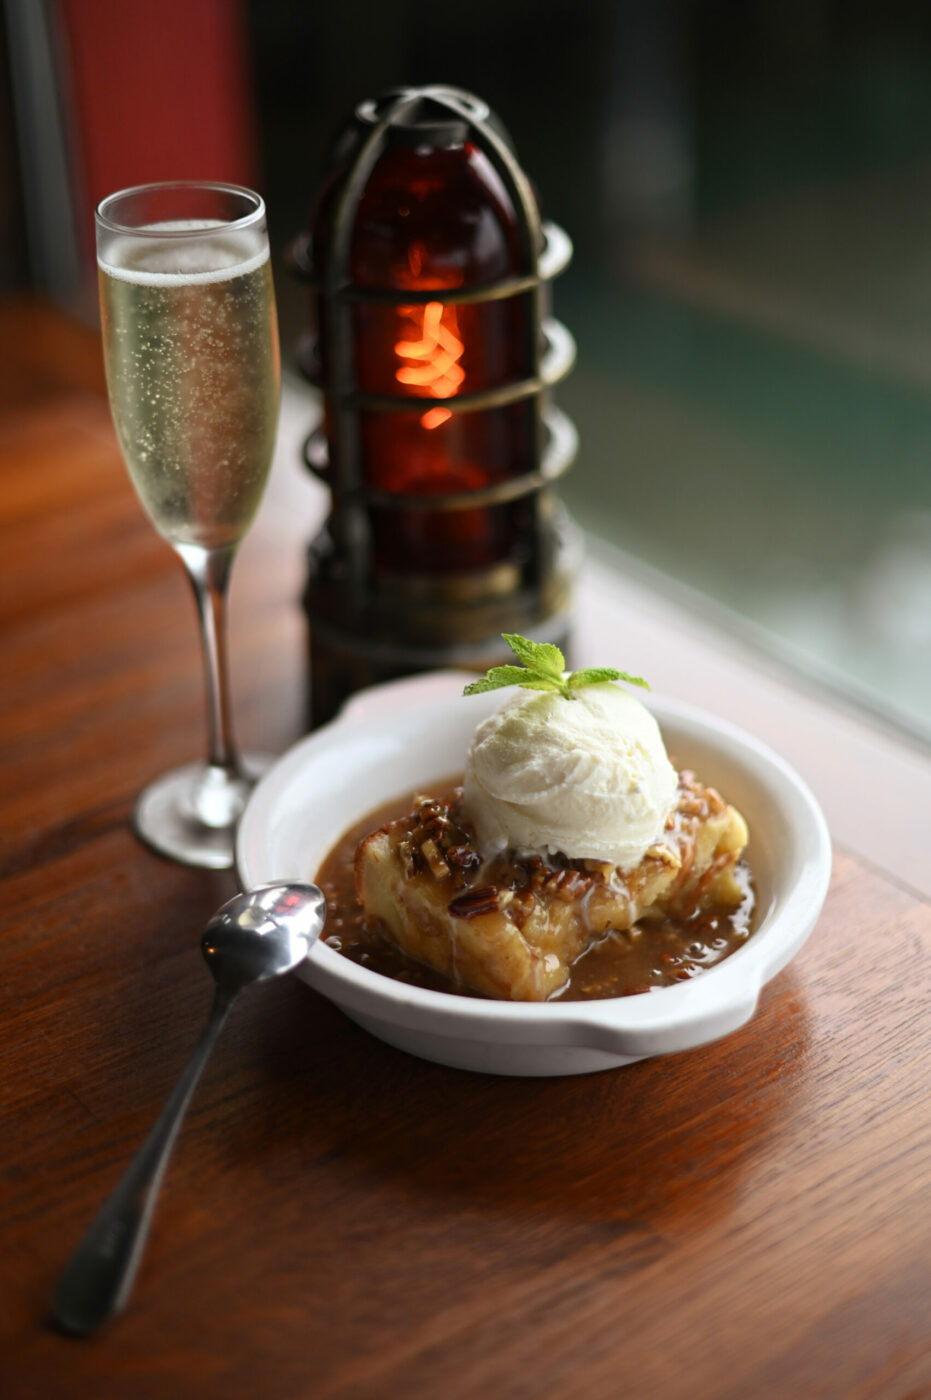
[398, 839, 416, 879]
[421, 838, 450, 880]
[678, 794, 707, 818]
[507, 888, 536, 927]
[448, 886, 499, 919]
[545, 868, 593, 902]
[446, 845, 481, 878]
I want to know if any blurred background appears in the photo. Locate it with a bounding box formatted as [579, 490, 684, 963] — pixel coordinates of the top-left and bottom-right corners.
[3, 0, 930, 746]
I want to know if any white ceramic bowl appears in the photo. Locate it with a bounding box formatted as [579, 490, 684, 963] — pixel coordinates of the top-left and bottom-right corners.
[237, 672, 831, 1076]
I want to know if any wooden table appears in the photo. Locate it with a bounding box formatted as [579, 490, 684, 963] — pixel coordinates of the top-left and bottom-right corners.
[2, 301, 929, 1399]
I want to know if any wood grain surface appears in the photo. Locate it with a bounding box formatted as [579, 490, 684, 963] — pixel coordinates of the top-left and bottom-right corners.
[1, 302, 929, 1400]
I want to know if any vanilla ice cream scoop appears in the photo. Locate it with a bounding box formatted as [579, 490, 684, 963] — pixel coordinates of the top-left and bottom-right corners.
[462, 682, 678, 869]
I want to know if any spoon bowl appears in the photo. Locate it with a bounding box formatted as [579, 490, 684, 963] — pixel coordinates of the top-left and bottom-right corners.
[202, 883, 327, 993]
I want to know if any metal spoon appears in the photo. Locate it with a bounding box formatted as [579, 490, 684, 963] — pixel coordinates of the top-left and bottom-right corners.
[53, 882, 326, 1336]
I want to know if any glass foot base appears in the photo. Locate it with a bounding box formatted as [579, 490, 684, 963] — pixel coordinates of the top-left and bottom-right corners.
[132, 754, 274, 870]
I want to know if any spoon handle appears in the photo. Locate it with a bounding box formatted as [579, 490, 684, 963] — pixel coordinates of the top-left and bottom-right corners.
[53, 985, 236, 1336]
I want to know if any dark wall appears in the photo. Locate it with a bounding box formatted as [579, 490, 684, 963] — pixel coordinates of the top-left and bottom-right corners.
[249, 0, 931, 267]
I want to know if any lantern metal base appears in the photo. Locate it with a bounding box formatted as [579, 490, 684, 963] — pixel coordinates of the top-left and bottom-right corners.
[304, 507, 582, 727]
[306, 609, 575, 730]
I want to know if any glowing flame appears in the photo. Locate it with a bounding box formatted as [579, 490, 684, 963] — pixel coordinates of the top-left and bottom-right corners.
[395, 300, 464, 429]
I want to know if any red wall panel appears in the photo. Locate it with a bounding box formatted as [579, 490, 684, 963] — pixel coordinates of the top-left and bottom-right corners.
[56, 0, 257, 265]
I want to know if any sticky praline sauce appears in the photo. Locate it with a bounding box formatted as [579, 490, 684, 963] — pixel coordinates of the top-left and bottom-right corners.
[316, 777, 756, 1001]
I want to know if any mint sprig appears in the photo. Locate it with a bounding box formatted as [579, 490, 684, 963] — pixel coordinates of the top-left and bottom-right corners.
[463, 633, 649, 700]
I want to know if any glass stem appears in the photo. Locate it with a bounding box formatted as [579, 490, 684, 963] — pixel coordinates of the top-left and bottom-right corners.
[177, 541, 241, 780]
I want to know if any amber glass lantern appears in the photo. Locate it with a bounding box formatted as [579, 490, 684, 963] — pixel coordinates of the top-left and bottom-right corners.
[290, 85, 580, 724]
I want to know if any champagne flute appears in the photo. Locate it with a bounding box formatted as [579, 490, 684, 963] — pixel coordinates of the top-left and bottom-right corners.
[95, 182, 281, 869]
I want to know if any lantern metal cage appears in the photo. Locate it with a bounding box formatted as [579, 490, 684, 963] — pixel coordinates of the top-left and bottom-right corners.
[289, 85, 581, 724]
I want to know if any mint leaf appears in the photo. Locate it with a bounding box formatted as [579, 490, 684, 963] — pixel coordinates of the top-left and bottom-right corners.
[502, 633, 565, 680]
[514, 676, 563, 691]
[463, 634, 650, 700]
[568, 667, 649, 691]
[567, 667, 621, 689]
[463, 666, 536, 695]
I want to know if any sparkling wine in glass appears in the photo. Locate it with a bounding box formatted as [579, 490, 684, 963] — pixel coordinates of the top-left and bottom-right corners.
[95, 182, 281, 868]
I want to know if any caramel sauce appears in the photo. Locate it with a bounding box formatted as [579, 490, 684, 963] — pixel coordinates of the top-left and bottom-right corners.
[316, 779, 755, 1001]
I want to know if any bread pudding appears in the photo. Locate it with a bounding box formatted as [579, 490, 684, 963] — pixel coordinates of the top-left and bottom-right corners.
[317, 638, 754, 1003]
[350, 771, 748, 1001]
